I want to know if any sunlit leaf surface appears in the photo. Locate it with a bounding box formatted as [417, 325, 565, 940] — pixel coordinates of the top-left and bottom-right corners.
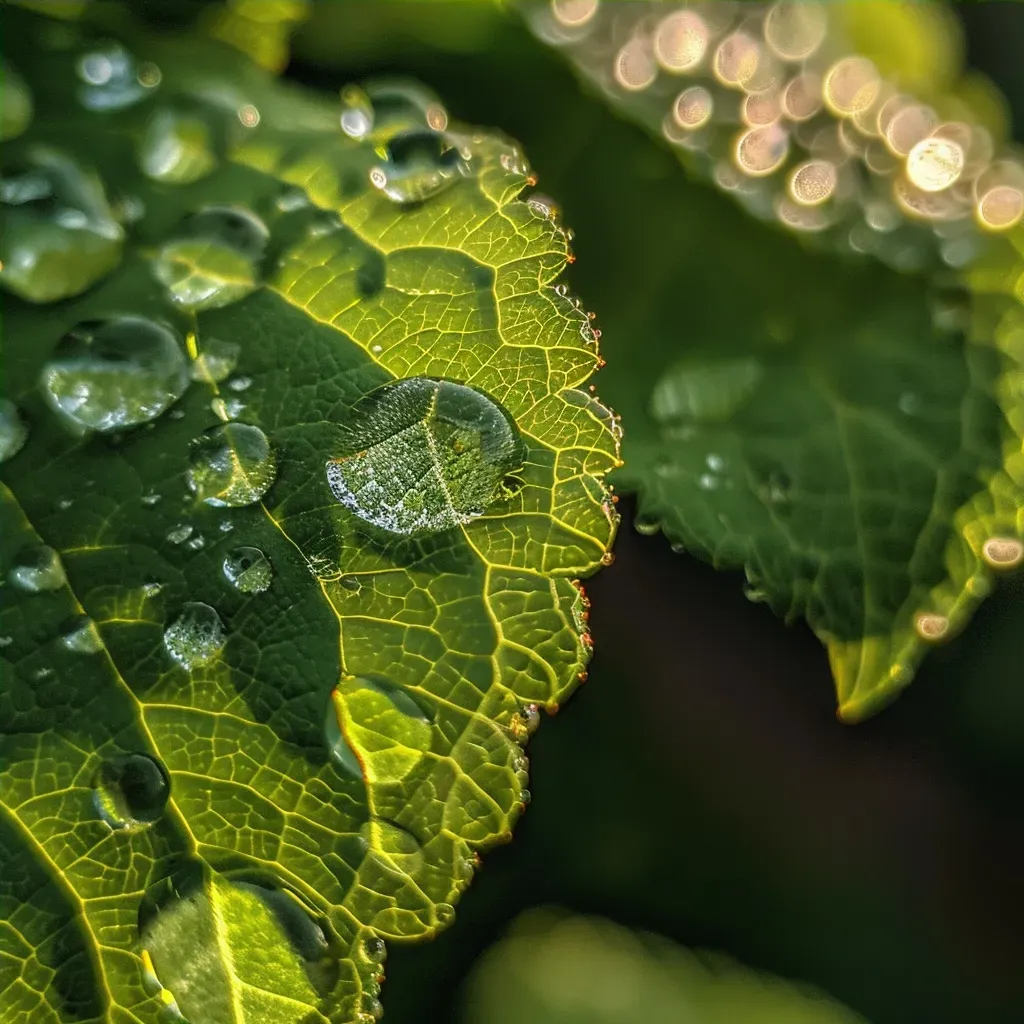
[0, 8, 618, 1022]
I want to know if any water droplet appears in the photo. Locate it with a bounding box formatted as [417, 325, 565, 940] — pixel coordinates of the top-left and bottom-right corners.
[324, 698, 363, 779]
[93, 752, 170, 829]
[982, 536, 1023, 570]
[226, 375, 252, 392]
[138, 105, 219, 184]
[651, 357, 763, 424]
[218, 519, 234, 533]
[0, 635, 12, 648]
[654, 10, 708, 72]
[359, 79, 448, 141]
[275, 185, 310, 213]
[185, 534, 205, 551]
[823, 56, 880, 116]
[634, 516, 661, 536]
[734, 124, 789, 176]
[165, 523, 193, 545]
[361, 935, 386, 965]
[1, 59, 33, 141]
[0, 399, 29, 462]
[62, 615, 104, 654]
[697, 473, 719, 491]
[760, 469, 792, 505]
[188, 422, 277, 507]
[153, 206, 268, 311]
[340, 85, 373, 139]
[0, 146, 123, 302]
[56, 498, 73, 511]
[764, 2, 827, 61]
[906, 136, 964, 192]
[8, 545, 66, 592]
[705, 452, 725, 472]
[223, 546, 272, 594]
[163, 602, 225, 669]
[140, 491, 161, 507]
[369, 129, 469, 204]
[913, 612, 949, 641]
[614, 36, 657, 92]
[76, 43, 154, 111]
[788, 159, 837, 206]
[142, 581, 162, 598]
[326, 377, 524, 536]
[41, 316, 189, 432]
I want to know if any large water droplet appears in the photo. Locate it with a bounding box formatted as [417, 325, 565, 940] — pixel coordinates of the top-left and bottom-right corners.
[651, 356, 764, 425]
[1, 59, 33, 140]
[62, 615, 104, 654]
[190, 338, 240, 384]
[0, 146, 123, 302]
[93, 752, 170, 829]
[369, 129, 469, 204]
[41, 316, 189, 432]
[153, 206, 268, 311]
[324, 698, 364, 780]
[0, 399, 29, 463]
[163, 601, 225, 669]
[222, 546, 272, 594]
[326, 377, 524, 536]
[76, 43, 155, 111]
[359, 817, 423, 874]
[188, 422, 277, 507]
[8, 545, 66, 592]
[138, 104, 219, 184]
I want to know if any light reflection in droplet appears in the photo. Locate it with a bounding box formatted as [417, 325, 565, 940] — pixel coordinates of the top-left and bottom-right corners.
[742, 90, 781, 127]
[780, 73, 822, 122]
[788, 159, 836, 206]
[823, 56, 880, 116]
[884, 103, 936, 157]
[653, 10, 708, 73]
[982, 536, 1023, 569]
[551, 0, 599, 28]
[905, 136, 964, 192]
[713, 32, 760, 90]
[673, 86, 713, 130]
[735, 125, 789, 177]
[763, 1, 828, 61]
[237, 104, 260, 127]
[914, 612, 949, 641]
[614, 37, 657, 92]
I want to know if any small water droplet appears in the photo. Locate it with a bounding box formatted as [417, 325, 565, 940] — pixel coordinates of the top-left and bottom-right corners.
[340, 85, 373, 139]
[138, 104, 219, 184]
[223, 546, 272, 594]
[705, 452, 725, 472]
[188, 422, 277, 507]
[898, 391, 921, 415]
[0, 635, 12, 648]
[362, 935, 386, 964]
[274, 185, 310, 213]
[142, 581, 163, 598]
[982, 535, 1023, 569]
[62, 615, 104, 654]
[634, 516, 661, 536]
[163, 602, 225, 669]
[41, 316, 189, 432]
[218, 519, 234, 533]
[0, 399, 29, 462]
[165, 523, 193, 545]
[369, 129, 469, 204]
[697, 473, 719, 491]
[56, 498, 73, 511]
[185, 534, 205, 551]
[226, 375, 252, 392]
[153, 206, 268, 311]
[9, 545, 66, 592]
[76, 43, 154, 111]
[0, 146, 124, 302]
[141, 491, 162, 507]
[93, 752, 169, 829]
[326, 378, 524, 536]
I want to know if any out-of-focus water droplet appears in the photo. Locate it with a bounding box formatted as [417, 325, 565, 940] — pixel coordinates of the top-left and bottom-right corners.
[764, 1, 827, 61]
[185, 534, 205, 551]
[361, 79, 448, 141]
[56, 498, 73, 511]
[651, 357, 763, 424]
[635, 517, 661, 536]
[898, 390, 921, 415]
[166, 523, 193, 545]
[190, 338, 240, 384]
[551, 0, 599, 30]
[76, 43, 155, 111]
[982, 536, 1023, 569]
[1, 59, 33, 140]
[735, 124, 789, 176]
[913, 612, 949, 641]
[653, 10, 708, 73]
[223, 546, 272, 594]
[236, 103, 259, 127]
[138, 105, 219, 184]
[614, 36, 657, 92]
[62, 615, 104, 654]
[0, 399, 29, 463]
[697, 473, 719, 491]
[906, 136, 964, 192]
[226, 375, 252, 392]
[41, 316, 189, 432]
[154, 206, 268, 311]
[163, 601, 225, 669]
[140, 491, 161, 507]
[340, 84, 373, 139]
[713, 32, 760, 89]
[0, 635, 12, 648]
[188, 422, 277, 508]
[788, 159, 837, 206]
[781, 72, 822, 122]
[673, 86, 713, 130]
[369, 129, 469, 204]
[93, 752, 170, 829]
[326, 377, 524, 537]
[0, 146, 123, 302]
[705, 452, 725, 472]
[324, 697, 363, 779]
[823, 56, 880, 116]
[9, 545, 66, 592]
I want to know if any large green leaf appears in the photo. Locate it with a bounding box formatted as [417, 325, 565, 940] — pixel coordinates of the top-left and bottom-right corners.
[0, 8, 617, 1023]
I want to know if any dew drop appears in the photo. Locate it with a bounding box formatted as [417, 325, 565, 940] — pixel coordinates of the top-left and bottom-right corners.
[190, 338, 240, 384]
[369, 129, 469, 204]
[788, 159, 837, 206]
[138, 105, 219, 184]
[8, 545, 66, 592]
[735, 125, 789, 176]
[982, 536, 1023, 570]
[0, 146, 123, 302]
[163, 602, 225, 669]
[165, 523, 193, 545]
[673, 86, 713, 130]
[187, 422, 277, 508]
[653, 10, 708, 73]
[93, 752, 170, 829]
[223, 546, 272, 594]
[614, 36, 657, 92]
[906, 136, 964, 192]
[698, 473, 719, 491]
[361, 79, 448, 140]
[551, 0, 599, 29]
[713, 32, 760, 89]
[362, 935, 387, 965]
[340, 85, 373, 139]
[326, 377, 524, 537]
[781, 72, 822, 122]
[226, 375, 252, 392]
[823, 56, 880, 116]
[41, 316, 188, 432]
[913, 612, 949, 641]
[62, 615, 104, 654]
[0, 399, 29, 463]
[76, 43, 154, 111]
[1, 59, 33, 141]
[185, 534, 205, 551]
[153, 206, 268, 311]
[764, 2, 828, 61]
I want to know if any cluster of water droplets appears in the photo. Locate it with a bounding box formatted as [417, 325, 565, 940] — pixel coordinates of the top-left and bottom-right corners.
[529, 0, 1024, 272]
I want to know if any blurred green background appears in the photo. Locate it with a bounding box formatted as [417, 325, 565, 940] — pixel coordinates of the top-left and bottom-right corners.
[276, 4, 1024, 1023]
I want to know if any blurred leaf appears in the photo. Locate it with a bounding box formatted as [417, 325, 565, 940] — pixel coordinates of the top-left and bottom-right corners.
[462, 909, 869, 1024]
[0, 6, 617, 1023]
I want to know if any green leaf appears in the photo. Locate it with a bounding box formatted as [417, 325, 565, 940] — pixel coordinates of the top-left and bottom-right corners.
[463, 909, 869, 1024]
[0, 8, 617, 1023]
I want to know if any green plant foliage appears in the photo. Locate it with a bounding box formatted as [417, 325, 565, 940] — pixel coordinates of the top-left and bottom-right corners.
[462, 909, 869, 1024]
[0, 7, 618, 1023]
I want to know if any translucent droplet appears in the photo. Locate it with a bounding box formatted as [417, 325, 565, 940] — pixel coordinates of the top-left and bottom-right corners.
[913, 612, 949, 641]
[361, 935, 387, 965]
[705, 452, 725, 472]
[780, 72, 821, 122]
[153, 206, 268, 311]
[673, 86, 713, 130]
[93, 752, 170, 829]
[326, 377, 524, 537]
[76, 43, 154, 111]
[884, 103, 936, 158]
[138, 105, 219, 184]
[764, 2, 827, 61]
[982, 536, 1023, 570]
[698, 473, 719, 491]
[974, 161, 1024, 231]
[190, 338, 240, 384]
[369, 129, 469, 204]
[713, 32, 760, 89]
[9, 545, 66, 592]
[653, 11, 707, 73]
[650, 357, 763, 424]
[340, 85, 373, 139]
[165, 523, 193, 545]
[185, 534, 205, 551]
[236, 103, 259, 128]
[226, 375, 252, 392]
[1, 59, 33, 141]
[613, 37, 657, 92]
[163, 602, 225, 669]
[361, 79, 448, 141]
[734, 125, 789, 176]
[823, 57, 880, 116]
[324, 697, 363, 779]
[223, 546, 272, 594]
[188, 423, 277, 508]
[0, 146, 123, 302]
[41, 316, 189, 432]
[742, 90, 781, 127]
[788, 159, 836, 206]
[898, 391, 921, 415]
[906, 136, 964, 192]
[0, 399, 28, 463]
[62, 615, 104, 654]
[551, 0, 598, 29]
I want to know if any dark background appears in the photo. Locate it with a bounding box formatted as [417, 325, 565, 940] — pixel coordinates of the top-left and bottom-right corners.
[280, 5, 1024, 1022]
